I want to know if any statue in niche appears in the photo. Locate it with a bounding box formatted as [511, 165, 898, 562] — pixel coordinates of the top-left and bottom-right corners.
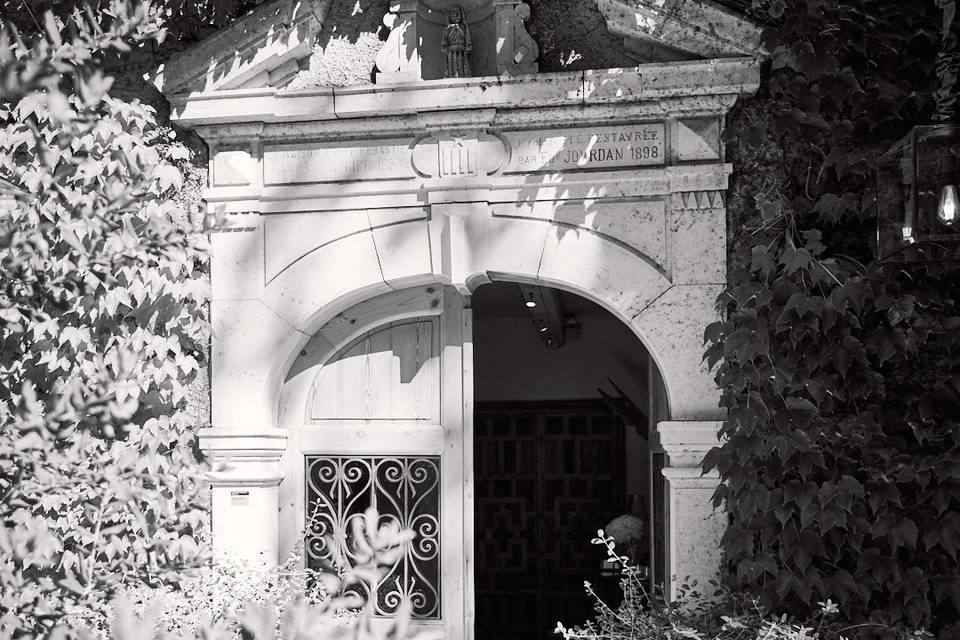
[441, 5, 472, 78]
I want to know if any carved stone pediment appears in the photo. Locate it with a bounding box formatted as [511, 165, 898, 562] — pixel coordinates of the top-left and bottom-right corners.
[153, 0, 761, 97]
[152, 0, 330, 94]
[597, 0, 765, 63]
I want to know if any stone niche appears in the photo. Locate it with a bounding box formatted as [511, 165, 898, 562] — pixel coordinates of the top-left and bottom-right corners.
[376, 0, 539, 82]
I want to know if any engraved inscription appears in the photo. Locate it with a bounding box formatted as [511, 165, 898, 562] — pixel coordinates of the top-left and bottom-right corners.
[261, 125, 664, 184]
[505, 124, 665, 172]
[264, 140, 414, 185]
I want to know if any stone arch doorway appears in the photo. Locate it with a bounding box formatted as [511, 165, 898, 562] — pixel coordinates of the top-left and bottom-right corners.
[200, 200, 733, 627]
[471, 281, 658, 640]
[162, 0, 762, 616]
[270, 277, 678, 639]
[189, 65, 753, 621]
[207, 202, 730, 623]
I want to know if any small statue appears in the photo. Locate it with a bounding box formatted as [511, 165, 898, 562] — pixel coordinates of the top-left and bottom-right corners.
[441, 5, 472, 78]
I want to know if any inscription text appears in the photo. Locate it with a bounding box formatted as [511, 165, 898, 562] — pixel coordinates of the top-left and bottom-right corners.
[506, 124, 665, 172]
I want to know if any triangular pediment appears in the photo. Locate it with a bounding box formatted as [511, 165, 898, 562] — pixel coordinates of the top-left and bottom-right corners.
[153, 0, 330, 95]
[155, 0, 762, 98]
[598, 0, 764, 62]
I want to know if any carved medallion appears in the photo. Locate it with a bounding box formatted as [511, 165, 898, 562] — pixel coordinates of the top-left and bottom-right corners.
[411, 132, 508, 178]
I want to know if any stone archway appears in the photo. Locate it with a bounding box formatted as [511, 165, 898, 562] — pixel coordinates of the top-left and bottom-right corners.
[205, 197, 729, 603]
[268, 272, 714, 638]
[211, 196, 728, 432]
[172, 51, 758, 615]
